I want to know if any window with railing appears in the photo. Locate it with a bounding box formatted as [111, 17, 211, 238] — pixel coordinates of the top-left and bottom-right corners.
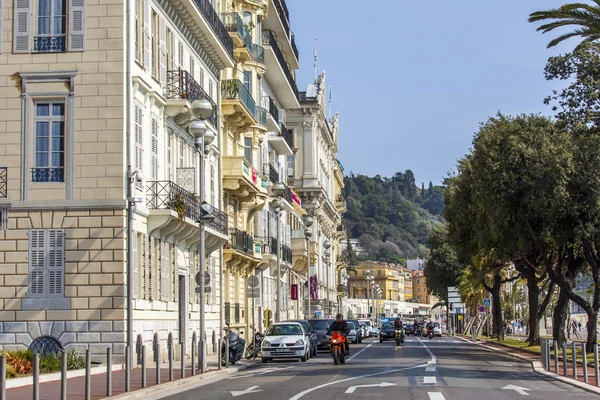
[256, 106, 267, 127]
[221, 79, 256, 117]
[263, 163, 279, 183]
[34, 0, 67, 52]
[262, 30, 298, 98]
[264, 96, 279, 123]
[229, 228, 254, 255]
[0, 168, 6, 198]
[32, 102, 65, 183]
[191, 0, 234, 59]
[273, 0, 290, 37]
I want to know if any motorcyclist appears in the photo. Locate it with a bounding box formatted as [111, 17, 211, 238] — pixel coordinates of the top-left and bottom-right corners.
[413, 320, 420, 335]
[427, 320, 435, 335]
[329, 313, 351, 355]
[394, 317, 403, 329]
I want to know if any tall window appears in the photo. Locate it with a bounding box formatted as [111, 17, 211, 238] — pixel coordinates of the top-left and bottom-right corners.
[210, 163, 215, 206]
[135, 0, 143, 62]
[134, 105, 144, 189]
[151, 117, 159, 180]
[36, 0, 67, 51]
[33, 102, 65, 182]
[199, 68, 205, 89]
[209, 80, 214, 100]
[179, 137, 184, 168]
[243, 71, 251, 93]
[243, 137, 252, 164]
[178, 42, 184, 68]
[166, 131, 172, 180]
[151, 10, 159, 78]
[189, 56, 195, 79]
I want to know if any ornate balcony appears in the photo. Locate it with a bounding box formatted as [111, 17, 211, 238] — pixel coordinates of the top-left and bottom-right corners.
[0, 168, 6, 198]
[268, 123, 293, 155]
[291, 229, 318, 274]
[221, 79, 257, 129]
[335, 194, 347, 214]
[261, 30, 299, 108]
[146, 180, 228, 253]
[31, 167, 64, 183]
[164, 69, 218, 128]
[256, 236, 277, 255]
[263, 1, 299, 70]
[255, 106, 268, 129]
[282, 244, 292, 264]
[263, 163, 279, 183]
[33, 36, 66, 52]
[229, 228, 254, 255]
[224, 228, 262, 271]
[252, 43, 265, 65]
[222, 156, 267, 203]
[222, 13, 253, 62]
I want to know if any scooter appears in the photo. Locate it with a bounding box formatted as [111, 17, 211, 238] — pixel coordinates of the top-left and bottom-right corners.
[244, 325, 264, 359]
[221, 324, 245, 366]
[427, 327, 434, 340]
[395, 327, 404, 345]
[329, 331, 347, 365]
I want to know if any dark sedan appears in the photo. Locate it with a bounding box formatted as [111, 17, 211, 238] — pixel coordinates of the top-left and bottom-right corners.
[379, 323, 396, 343]
[309, 319, 333, 350]
[284, 319, 318, 357]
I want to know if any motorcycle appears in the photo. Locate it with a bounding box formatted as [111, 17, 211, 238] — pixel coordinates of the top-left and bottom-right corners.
[395, 327, 404, 345]
[221, 324, 246, 366]
[427, 327, 434, 340]
[412, 325, 421, 337]
[244, 326, 264, 359]
[329, 331, 347, 365]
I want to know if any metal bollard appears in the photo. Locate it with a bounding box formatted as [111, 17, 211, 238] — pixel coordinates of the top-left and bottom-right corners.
[191, 339, 196, 376]
[546, 340, 551, 371]
[85, 349, 91, 400]
[61, 351, 67, 400]
[572, 342, 577, 379]
[125, 345, 131, 392]
[554, 340, 559, 373]
[562, 341, 568, 376]
[226, 335, 230, 368]
[0, 356, 6, 400]
[33, 354, 39, 400]
[141, 345, 147, 388]
[181, 343, 185, 379]
[168, 342, 173, 381]
[594, 343, 599, 386]
[583, 343, 588, 383]
[156, 343, 161, 385]
[217, 338, 222, 371]
[106, 347, 112, 397]
[541, 339, 545, 369]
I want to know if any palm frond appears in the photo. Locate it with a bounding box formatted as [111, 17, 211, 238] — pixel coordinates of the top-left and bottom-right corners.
[547, 28, 594, 47]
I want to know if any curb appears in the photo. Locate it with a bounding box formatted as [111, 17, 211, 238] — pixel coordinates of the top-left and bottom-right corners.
[101, 362, 261, 400]
[455, 336, 600, 396]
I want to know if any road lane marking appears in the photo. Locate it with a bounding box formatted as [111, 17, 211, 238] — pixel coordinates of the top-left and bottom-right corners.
[423, 376, 436, 384]
[345, 382, 395, 394]
[426, 366, 436, 372]
[428, 393, 445, 400]
[288, 363, 430, 400]
[228, 366, 293, 379]
[347, 343, 373, 361]
[231, 386, 262, 397]
[417, 337, 437, 365]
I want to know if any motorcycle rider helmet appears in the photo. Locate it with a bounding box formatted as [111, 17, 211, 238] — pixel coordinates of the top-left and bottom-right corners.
[335, 313, 344, 322]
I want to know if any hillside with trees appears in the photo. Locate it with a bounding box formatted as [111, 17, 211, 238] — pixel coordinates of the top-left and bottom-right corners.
[342, 171, 445, 262]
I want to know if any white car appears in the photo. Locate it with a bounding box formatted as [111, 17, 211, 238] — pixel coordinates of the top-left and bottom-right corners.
[347, 321, 359, 343]
[433, 322, 442, 337]
[358, 319, 373, 337]
[261, 322, 310, 363]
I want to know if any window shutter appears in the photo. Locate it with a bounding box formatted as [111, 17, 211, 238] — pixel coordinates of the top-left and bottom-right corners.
[135, 105, 144, 189]
[159, 17, 166, 84]
[68, 0, 86, 51]
[151, 117, 158, 180]
[173, 246, 178, 302]
[151, 236, 158, 300]
[132, 232, 139, 298]
[13, 0, 31, 53]
[189, 250, 195, 304]
[143, 0, 151, 70]
[47, 230, 65, 297]
[144, 234, 150, 299]
[161, 241, 170, 301]
[28, 230, 45, 297]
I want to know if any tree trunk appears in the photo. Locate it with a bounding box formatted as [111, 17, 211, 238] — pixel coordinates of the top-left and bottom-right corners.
[492, 272, 504, 341]
[586, 309, 598, 353]
[553, 288, 569, 344]
[527, 277, 540, 345]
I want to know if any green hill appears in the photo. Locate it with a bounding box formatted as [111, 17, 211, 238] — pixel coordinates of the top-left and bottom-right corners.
[342, 171, 445, 262]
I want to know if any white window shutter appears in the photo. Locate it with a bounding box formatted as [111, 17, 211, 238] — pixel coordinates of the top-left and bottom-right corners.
[151, 117, 159, 180]
[28, 230, 45, 297]
[173, 247, 178, 302]
[144, 234, 150, 299]
[143, 0, 151, 70]
[132, 232, 139, 298]
[151, 236, 157, 300]
[0, 0, 4, 54]
[13, 0, 31, 53]
[159, 17, 166, 84]
[161, 241, 170, 301]
[68, 0, 86, 51]
[47, 230, 65, 297]
[189, 251, 195, 304]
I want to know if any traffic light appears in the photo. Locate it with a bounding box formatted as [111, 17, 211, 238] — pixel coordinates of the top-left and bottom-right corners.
[449, 303, 453, 310]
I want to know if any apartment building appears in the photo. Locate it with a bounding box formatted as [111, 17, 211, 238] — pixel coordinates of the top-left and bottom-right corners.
[0, 0, 233, 362]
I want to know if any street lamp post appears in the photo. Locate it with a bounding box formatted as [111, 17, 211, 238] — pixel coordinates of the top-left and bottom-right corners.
[370, 280, 375, 325]
[323, 240, 331, 318]
[376, 284, 382, 326]
[189, 98, 216, 374]
[302, 215, 314, 319]
[271, 183, 287, 323]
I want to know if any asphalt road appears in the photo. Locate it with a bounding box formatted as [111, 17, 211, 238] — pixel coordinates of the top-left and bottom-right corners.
[153, 335, 596, 400]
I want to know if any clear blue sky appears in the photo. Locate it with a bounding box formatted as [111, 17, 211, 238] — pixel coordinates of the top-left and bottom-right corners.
[288, 0, 574, 186]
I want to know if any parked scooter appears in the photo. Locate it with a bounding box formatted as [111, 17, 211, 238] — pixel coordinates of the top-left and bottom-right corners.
[222, 323, 245, 366]
[244, 325, 264, 359]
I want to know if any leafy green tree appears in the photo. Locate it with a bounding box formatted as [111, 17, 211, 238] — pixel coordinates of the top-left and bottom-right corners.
[423, 224, 463, 301]
[421, 182, 426, 199]
[529, 1, 600, 48]
[428, 181, 434, 198]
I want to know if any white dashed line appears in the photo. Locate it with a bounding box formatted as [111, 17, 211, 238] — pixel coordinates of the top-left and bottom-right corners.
[428, 393, 445, 400]
[426, 366, 436, 372]
[423, 376, 437, 384]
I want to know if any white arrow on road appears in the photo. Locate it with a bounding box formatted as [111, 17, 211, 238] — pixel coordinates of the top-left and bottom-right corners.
[345, 382, 396, 394]
[231, 386, 262, 397]
[502, 384, 531, 396]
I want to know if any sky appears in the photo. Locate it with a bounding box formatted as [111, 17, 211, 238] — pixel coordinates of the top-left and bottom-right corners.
[287, 0, 575, 185]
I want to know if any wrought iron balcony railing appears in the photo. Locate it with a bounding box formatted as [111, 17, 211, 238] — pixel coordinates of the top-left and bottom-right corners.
[281, 244, 292, 264]
[33, 36, 66, 52]
[263, 163, 279, 183]
[283, 185, 293, 204]
[280, 123, 294, 149]
[256, 106, 267, 127]
[291, 32, 299, 61]
[265, 96, 279, 123]
[164, 69, 218, 127]
[229, 228, 254, 255]
[262, 30, 298, 99]
[0, 168, 6, 198]
[256, 236, 277, 255]
[147, 181, 200, 221]
[337, 159, 345, 173]
[273, 0, 290, 37]
[221, 12, 245, 39]
[252, 43, 265, 64]
[204, 206, 228, 236]
[31, 167, 64, 183]
[192, 0, 234, 59]
[221, 79, 256, 117]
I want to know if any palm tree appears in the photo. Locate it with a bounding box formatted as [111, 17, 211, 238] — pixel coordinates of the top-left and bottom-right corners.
[529, 1, 600, 48]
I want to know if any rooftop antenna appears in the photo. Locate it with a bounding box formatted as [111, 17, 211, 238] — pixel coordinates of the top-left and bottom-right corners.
[313, 39, 317, 83]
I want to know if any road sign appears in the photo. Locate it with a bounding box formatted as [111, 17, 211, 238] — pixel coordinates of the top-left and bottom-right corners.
[456, 308, 462, 314]
[195, 287, 211, 293]
[247, 275, 259, 288]
[483, 298, 491, 307]
[195, 272, 210, 288]
[479, 306, 485, 313]
[315, 310, 323, 318]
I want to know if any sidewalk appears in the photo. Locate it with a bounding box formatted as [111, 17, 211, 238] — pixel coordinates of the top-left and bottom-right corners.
[5, 353, 260, 400]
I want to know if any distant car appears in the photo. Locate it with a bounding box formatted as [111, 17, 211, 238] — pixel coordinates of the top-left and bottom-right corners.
[347, 319, 363, 343]
[309, 319, 333, 350]
[358, 319, 373, 337]
[359, 322, 368, 338]
[379, 323, 395, 343]
[261, 322, 310, 363]
[371, 326, 380, 336]
[347, 321, 360, 344]
[433, 322, 442, 337]
[284, 319, 318, 357]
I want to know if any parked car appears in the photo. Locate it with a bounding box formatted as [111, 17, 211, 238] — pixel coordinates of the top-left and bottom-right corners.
[433, 322, 442, 337]
[379, 323, 395, 343]
[358, 319, 373, 337]
[261, 322, 310, 363]
[359, 322, 368, 339]
[309, 319, 333, 350]
[347, 319, 363, 343]
[371, 326, 380, 336]
[284, 319, 318, 357]
[347, 321, 360, 344]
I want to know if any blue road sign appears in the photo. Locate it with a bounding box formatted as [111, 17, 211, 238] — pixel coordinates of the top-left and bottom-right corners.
[483, 298, 491, 307]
